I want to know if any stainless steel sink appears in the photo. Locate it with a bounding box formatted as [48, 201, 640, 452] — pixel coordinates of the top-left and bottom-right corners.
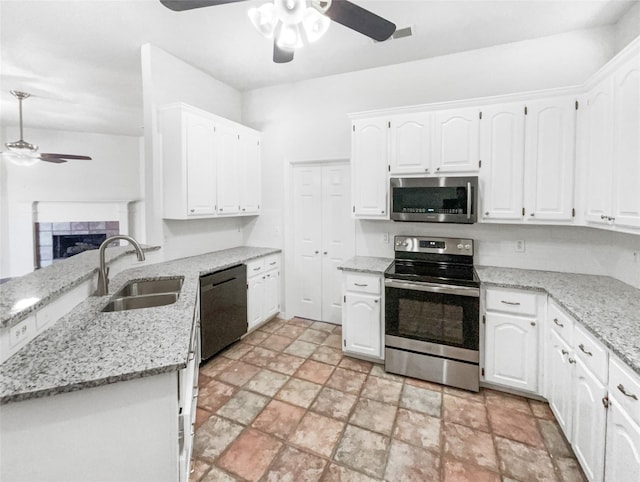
[101, 293, 180, 312]
[112, 277, 184, 298]
[101, 277, 184, 312]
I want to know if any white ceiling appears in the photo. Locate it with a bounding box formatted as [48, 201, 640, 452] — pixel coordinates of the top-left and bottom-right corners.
[0, 0, 636, 137]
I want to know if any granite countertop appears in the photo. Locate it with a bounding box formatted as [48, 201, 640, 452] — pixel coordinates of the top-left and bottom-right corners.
[476, 266, 640, 376]
[0, 246, 280, 404]
[338, 256, 393, 274]
[0, 245, 161, 329]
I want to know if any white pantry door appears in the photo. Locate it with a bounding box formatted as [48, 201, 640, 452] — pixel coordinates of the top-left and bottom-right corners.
[292, 162, 355, 324]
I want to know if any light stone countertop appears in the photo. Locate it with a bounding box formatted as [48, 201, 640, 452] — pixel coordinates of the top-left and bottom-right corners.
[339, 256, 640, 376]
[338, 256, 394, 274]
[0, 246, 280, 404]
[0, 245, 161, 329]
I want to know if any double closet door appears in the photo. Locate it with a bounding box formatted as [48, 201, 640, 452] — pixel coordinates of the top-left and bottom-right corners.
[292, 162, 355, 324]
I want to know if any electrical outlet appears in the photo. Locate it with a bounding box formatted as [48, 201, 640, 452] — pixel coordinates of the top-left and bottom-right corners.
[9, 318, 31, 348]
[515, 240, 526, 253]
[383, 232, 390, 244]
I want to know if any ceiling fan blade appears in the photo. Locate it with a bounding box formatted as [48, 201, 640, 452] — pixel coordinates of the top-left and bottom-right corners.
[159, 0, 247, 11]
[273, 42, 294, 64]
[40, 153, 92, 161]
[324, 0, 396, 42]
[37, 157, 67, 164]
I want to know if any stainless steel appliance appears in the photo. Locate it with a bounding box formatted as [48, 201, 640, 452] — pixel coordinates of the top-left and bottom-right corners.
[200, 264, 248, 360]
[384, 236, 480, 391]
[390, 176, 478, 223]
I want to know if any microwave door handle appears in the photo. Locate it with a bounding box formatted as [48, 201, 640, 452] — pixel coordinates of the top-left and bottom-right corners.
[466, 181, 472, 220]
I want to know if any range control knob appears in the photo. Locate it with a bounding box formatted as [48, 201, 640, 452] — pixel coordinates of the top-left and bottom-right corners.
[464, 244, 471, 250]
[457, 243, 463, 249]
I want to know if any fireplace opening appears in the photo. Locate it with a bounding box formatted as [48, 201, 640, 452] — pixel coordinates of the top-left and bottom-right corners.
[53, 234, 107, 259]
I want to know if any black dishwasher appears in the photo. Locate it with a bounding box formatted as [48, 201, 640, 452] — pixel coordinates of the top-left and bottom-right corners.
[200, 264, 247, 361]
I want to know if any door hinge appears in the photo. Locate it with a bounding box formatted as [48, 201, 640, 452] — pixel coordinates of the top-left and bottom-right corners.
[343, 339, 346, 347]
[479, 111, 482, 119]
[482, 315, 486, 324]
[575, 100, 579, 110]
[352, 125, 355, 132]
[524, 106, 528, 115]
[572, 208, 576, 217]
[344, 295, 346, 303]
[237, 134, 240, 140]
[479, 160, 482, 168]
[352, 206, 355, 213]
[602, 396, 610, 408]
[522, 207, 525, 216]
[246, 284, 248, 290]
[388, 165, 390, 172]
[481, 368, 485, 377]
[388, 121, 391, 128]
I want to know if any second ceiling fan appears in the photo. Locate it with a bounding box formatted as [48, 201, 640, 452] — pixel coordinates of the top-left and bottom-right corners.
[160, 0, 396, 63]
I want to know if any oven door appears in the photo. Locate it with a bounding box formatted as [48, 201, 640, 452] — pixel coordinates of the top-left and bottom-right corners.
[384, 279, 480, 361]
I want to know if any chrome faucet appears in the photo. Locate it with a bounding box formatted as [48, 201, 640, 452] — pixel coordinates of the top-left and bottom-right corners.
[96, 235, 145, 296]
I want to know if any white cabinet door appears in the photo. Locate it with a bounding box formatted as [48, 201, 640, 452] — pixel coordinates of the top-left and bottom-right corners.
[263, 270, 280, 321]
[216, 124, 240, 215]
[547, 330, 574, 441]
[321, 164, 355, 325]
[605, 397, 640, 482]
[584, 78, 614, 225]
[186, 113, 217, 216]
[352, 118, 388, 218]
[292, 165, 323, 320]
[240, 132, 261, 214]
[389, 113, 431, 175]
[484, 312, 538, 393]
[524, 98, 576, 222]
[433, 107, 480, 173]
[247, 275, 265, 331]
[612, 55, 640, 229]
[572, 360, 607, 482]
[343, 292, 381, 358]
[479, 103, 525, 221]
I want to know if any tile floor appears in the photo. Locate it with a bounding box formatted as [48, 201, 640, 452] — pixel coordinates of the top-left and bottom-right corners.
[191, 317, 587, 482]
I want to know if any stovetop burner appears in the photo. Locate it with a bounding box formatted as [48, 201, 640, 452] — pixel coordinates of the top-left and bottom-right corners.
[385, 235, 479, 288]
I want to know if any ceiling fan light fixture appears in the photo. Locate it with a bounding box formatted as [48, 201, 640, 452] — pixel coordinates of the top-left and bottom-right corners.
[2, 149, 40, 167]
[277, 22, 303, 49]
[302, 6, 330, 42]
[248, 3, 278, 38]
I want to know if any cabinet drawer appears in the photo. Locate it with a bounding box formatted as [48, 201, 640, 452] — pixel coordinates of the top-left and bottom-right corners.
[547, 299, 574, 345]
[246, 258, 265, 277]
[485, 288, 538, 316]
[344, 273, 381, 295]
[609, 356, 640, 426]
[574, 324, 608, 384]
[263, 254, 280, 271]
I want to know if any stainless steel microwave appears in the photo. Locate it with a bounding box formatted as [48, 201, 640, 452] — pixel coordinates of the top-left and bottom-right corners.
[390, 176, 478, 223]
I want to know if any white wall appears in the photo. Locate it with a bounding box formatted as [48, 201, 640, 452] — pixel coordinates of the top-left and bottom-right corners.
[0, 127, 142, 278]
[242, 26, 640, 298]
[615, 1, 640, 52]
[140, 44, 246, 261]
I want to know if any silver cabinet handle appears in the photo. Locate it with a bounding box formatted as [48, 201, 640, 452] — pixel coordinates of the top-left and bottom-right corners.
[374, 299, 379, 303]
[568, 357, 576, 364]
[608, 216, 615, 222]
[601, 214, 607, 220]
[500, 300, 521, 306]
[618, 384, 638, 400]
[253, 267, 261, 271]
[578, 344, 593, 357]
[269, 262, 276, 266]
[530, 322, 536, 326]
[354, 283, 368, 287]
[561, 349, 569, 356]
[530, 213, 535, 217]
[553, 318, 564, 328]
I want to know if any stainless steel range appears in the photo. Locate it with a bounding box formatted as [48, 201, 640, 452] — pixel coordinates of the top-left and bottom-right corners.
[384, 236, 480, 392]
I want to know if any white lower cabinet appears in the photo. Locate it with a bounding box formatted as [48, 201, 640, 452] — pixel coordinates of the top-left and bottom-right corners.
[342, 272, 383, 360]
[482, 288, 541, 393]
[547, 329, 574, 439]
[605, 356, 640, 481]
[247, 255, 281, 331]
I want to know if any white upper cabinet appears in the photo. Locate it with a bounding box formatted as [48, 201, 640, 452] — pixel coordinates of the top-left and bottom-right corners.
[584, 78, 614, 226]
[479, 103, 525, 221]
[611, 54, 640, 229]
[389, 112, 432, 175]
[351, 118, 388, 218]
[524, 98, 576, 222]
[216, 123, 240, 215]
[159, 103, 261, 220]
[432, 106, 481, 174]
[240, 131, 261, 214]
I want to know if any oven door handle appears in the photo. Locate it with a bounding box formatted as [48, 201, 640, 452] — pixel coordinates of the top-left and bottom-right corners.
[467, 181, 472, 220]
[385, 279, 480, 298]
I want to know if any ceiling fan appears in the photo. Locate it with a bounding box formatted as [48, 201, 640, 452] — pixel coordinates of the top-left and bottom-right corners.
[159, 0, 396, 63]
[1, 90, 92, 166]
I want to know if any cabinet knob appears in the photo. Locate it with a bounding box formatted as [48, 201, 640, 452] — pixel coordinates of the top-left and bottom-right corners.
[315, 250, 319, 254]
[561, 349, 569, 356]
[568, 357, 576, 364]
[323, 251, 328, 255]
[220, 208, 223, 212]
[608, 216, 615, 222]
[425, 168, 429, 172]
[601, 214, 607, 220]
[374, 299, 379, 303]
[436, 167, 440, 171]
[381, 210, 384, 214]
[530, 213, 535, 217]
[190, 209, 195, 213]
[485, 212, 489, 216]
[530, 322, 536, 326]
[242, 208, 246, 211]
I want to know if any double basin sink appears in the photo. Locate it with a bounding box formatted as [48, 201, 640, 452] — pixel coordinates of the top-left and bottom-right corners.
[101, 277, 184, 312]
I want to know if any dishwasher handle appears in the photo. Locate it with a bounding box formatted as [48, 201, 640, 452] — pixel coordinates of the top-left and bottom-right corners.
[201, 276, 237, 293]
